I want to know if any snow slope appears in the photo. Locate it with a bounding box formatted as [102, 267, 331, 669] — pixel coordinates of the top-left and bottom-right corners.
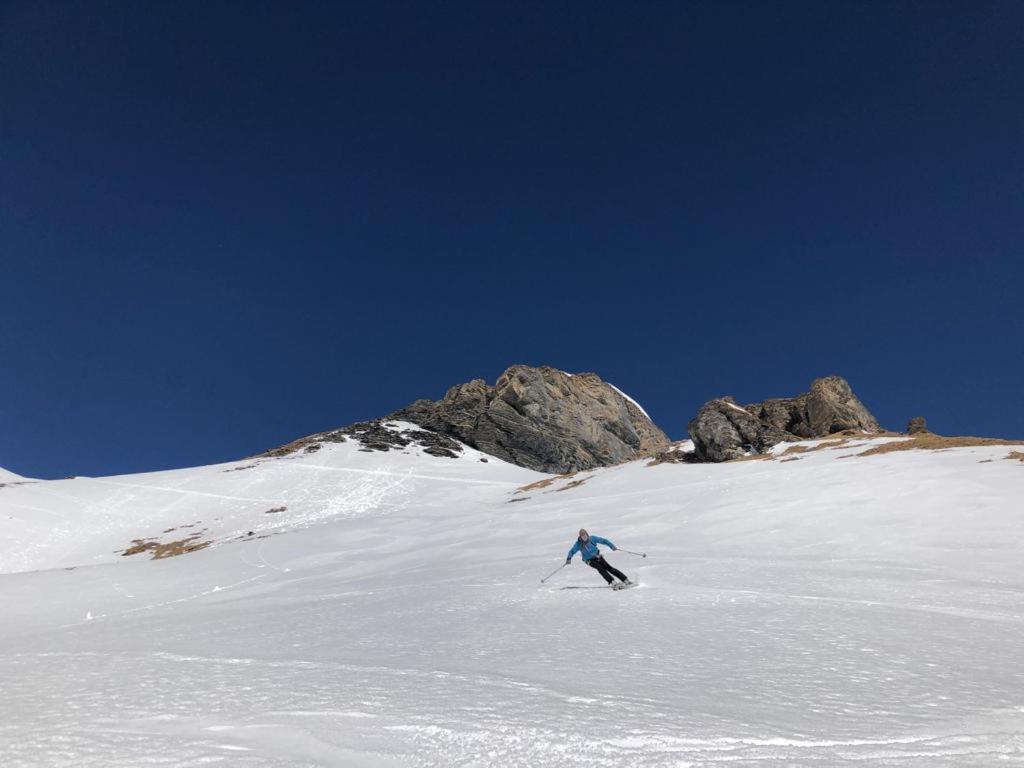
[2, 428, 1023, 767]
[0, 466, 25, 483]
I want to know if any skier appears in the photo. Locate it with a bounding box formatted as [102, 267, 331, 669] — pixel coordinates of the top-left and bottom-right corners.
[566, 528, 632, 587]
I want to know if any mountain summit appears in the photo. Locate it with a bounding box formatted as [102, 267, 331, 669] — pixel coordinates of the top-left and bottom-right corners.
[391, 365, 670, 473]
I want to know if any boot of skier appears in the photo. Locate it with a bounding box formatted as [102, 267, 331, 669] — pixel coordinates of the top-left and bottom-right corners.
[566, 528, 632, 587]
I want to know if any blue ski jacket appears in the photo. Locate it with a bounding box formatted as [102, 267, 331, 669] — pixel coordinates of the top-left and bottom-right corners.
[567, 535, 616, 563]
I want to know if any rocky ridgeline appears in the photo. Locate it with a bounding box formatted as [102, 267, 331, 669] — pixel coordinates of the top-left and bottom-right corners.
[687, 376, 881, 462]
[259, 365, 668, 473]
[391, 365, 670, 473]
[260, 420, 465, 459]
[261, 368, 880, 472]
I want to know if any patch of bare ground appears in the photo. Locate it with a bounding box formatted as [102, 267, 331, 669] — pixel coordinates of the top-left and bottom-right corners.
[1006, 451, 1024, 463]
[777, 430, 906, 457]
[781, 440, 848, 456]
[265, 506, 287, 514]
[778, 444, 811, 456]
[858, 435, 1024, 457]
[555, 477, 590, 492]
[647, 451, 702, 467]
[516, 474, 574, 493]
[726, 453, 775, 463]
[780, 456, 801, 463]
[780, 445, 812, 456]
[119, 532, 209, 560]
[257, 434, 331, 458]
[646, 442, 701, 467]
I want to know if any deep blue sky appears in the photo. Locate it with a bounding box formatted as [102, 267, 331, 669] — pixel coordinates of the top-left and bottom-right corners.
[2, 1, 1022, 479]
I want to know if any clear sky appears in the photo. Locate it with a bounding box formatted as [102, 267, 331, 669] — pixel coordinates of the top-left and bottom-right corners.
[2, 1, 1022, 479]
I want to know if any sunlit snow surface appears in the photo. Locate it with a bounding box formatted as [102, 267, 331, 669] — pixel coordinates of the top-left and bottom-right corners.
[0, 466, 26, 483]
[2, 430, 1024, 767]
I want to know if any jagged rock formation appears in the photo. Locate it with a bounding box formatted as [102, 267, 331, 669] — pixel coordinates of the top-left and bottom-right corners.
[743, 376, 880, 438]
[907, 416, 928, 435]
[391, 365, 670, 473]
[688, 398, 800, 462]
[689, 376, 881, 462]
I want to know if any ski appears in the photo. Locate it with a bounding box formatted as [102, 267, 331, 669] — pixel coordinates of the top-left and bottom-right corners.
[559, 580, 638, 591]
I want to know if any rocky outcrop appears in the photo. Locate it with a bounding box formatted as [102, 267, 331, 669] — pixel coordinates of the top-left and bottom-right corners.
[260, 420, 465, 459]
[744, 376, 880, 438]
[804, 376, 881, 435]
[689, 376, 881, 462]
[745, 396, 811, 437]
[907, 416, 928, 435]
[688, 398, 800, 462]
[391, 365, 670, 473]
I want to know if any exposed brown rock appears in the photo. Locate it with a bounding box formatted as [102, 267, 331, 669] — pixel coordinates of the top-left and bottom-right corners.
[907, 416, 928, 435]
[688, 398, 799, 462]
[744, 376, 880, 439]
[256, 366, 667, 474]
[690, 376, 881, 462]
[391, 365, 670, 473]
[805, 376, 880, 435]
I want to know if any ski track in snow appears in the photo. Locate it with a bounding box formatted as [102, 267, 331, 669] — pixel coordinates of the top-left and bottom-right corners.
[2, 436, 1024, 766]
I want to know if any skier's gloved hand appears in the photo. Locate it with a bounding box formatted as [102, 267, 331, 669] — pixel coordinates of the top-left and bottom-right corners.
[565, 558, 571, 565]
[611, 545, 617, 550]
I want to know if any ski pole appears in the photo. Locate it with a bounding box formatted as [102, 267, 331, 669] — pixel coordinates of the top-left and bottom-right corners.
[541, 562, 568, 583]
[617, 549, 647, 558]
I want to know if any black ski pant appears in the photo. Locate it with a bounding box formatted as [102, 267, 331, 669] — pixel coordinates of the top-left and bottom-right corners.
[587, 555, 628, 585]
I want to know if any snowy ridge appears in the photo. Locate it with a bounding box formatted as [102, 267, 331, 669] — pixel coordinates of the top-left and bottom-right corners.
[0, 466, 25, 483]
[608, 382, 653, 421]
[722, 399, 751, 414]
[0, 421, 533, 575]
[2, 434, 1024, 766]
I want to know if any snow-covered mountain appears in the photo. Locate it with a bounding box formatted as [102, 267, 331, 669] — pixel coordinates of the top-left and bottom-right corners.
[2, 425, 1023, 766]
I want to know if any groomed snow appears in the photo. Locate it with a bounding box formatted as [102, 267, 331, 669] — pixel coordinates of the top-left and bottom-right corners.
[2, 432, 1023, 766]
